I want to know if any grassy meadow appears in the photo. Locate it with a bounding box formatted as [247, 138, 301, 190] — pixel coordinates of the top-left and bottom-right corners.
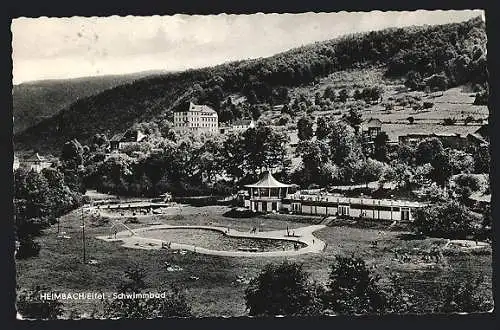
[16, 205, 492, 317]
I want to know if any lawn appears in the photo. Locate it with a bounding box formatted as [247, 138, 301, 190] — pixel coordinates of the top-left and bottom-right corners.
[16, 205, 493, 317]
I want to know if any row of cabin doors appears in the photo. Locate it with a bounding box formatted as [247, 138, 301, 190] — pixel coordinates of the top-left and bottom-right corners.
[306, 204, 411, 220]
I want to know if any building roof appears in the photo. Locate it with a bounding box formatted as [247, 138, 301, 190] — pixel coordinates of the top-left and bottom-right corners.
[469, 193, 491, 203]
[111, 130, 147, 143]
[244, 171, 293, 188]
[110, 133, 124, 142]
[364, 118, 383, 128]
[188, 102, 217, 113]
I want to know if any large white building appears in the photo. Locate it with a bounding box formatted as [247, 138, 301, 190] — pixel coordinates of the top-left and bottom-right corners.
[173, 102, 219, 135]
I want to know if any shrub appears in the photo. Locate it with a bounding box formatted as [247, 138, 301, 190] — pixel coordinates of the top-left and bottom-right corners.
[16, 236, 41, 259]
[453, 174, 481, 201]
[436, 275, 493, 313]
[324, 255, 401, 314]
[17, 286, 64, 320]
[464, 116, 475, 125]
[413, 201, 479, 239]
[473, 90, 488, 105]
[443, 117, 457, 126]
[276, 114, 291, 126]
[423, 101, 434, 109]
[245, 261, 324, 316]
[102, 266, 192, 319]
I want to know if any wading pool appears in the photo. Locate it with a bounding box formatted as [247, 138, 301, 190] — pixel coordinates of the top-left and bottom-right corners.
[139, 228, 306, 252]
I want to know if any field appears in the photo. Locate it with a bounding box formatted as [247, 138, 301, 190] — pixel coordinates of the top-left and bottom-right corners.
[16, 204, 493, 317]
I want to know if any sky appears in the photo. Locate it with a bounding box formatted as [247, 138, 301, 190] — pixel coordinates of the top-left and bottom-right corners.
[11, 10, 484, 84]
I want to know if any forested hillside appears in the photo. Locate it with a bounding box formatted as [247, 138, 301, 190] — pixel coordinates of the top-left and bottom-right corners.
[14, 16, 487, 153]
[12, 71, 170, 133]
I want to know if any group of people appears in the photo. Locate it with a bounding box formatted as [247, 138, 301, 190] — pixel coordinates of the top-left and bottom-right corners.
[286, 226, 296, 237]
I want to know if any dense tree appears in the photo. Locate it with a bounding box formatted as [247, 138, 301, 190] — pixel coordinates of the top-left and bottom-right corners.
[430, 151, 454, 187]
[17, 285, 64, 320]
[437, 275, 492, 313]
[473, 89, 488, 105]
[315, 117, 330, 140]
[295, 140, 332, 186]
[103, 266, 192, 319]
[323, 86, 337, 100]
[453, 174, 481, 202]
[471, 144, 490, 173]
[413, 201, 479, 238]
[373, 132, 389, 162]
[345, 108, 363, 134]
[424, 73, 449, 91]
[90, 133, 109, 151]
[61, 139, 84, 167]
[443, 117, 457, 126]
[446, 149, 475, 175]
[328, 121, 364, 167]
[60, 139, 86, 193]
[338, 89, 349, 102]
[415, 138, 444, 165]
[297, 116, 314, 140]
[14, 166, 84, 259]
[354, 86, 384, 103]
[405, 71, 424, 90]
[324, 256, 391, 315]
[245, 261, 324, 316]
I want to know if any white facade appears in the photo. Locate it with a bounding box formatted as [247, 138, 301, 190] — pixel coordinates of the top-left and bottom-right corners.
[220, 120, 255, 134]
[19, 157, 52, 172]
[173, 102, 219, 135]
[280, 194, 425, 222]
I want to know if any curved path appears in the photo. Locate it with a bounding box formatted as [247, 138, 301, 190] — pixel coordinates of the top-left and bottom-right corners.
[96, 224, 326, 257]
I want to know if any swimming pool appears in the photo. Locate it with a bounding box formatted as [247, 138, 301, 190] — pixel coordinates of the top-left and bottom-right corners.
[139, 228, 306, 252]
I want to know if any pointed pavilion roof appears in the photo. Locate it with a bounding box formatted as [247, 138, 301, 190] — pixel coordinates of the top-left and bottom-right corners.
[244, 171, 292, 188]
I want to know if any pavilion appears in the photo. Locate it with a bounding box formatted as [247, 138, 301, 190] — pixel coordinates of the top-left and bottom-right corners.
[244, 171, 293, 212]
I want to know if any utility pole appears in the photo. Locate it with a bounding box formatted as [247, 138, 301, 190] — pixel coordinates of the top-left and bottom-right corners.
[81, 207, 86, 264]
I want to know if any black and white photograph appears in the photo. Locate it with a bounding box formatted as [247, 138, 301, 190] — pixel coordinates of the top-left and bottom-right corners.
[11, 9, 493, 319]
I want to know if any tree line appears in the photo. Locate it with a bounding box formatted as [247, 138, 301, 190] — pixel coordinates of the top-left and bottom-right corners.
[14, 147, 87, 259]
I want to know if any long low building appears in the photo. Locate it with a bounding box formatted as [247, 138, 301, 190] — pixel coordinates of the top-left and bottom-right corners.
[242, 171, 427, 222]
[281, 193, 426, 222]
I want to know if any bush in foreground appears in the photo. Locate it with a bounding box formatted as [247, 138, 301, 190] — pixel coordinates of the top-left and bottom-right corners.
[323, 256, 394, 314]
[102, 266, 192, 319]
[17, 285, 64, 320]
[244, 261, 324, 316]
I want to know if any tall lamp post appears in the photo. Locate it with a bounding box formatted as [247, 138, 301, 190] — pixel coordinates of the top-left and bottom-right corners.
[80, 206, 86, 264]
[390, 194, 394, 222]
[360, 193, 364, 219]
